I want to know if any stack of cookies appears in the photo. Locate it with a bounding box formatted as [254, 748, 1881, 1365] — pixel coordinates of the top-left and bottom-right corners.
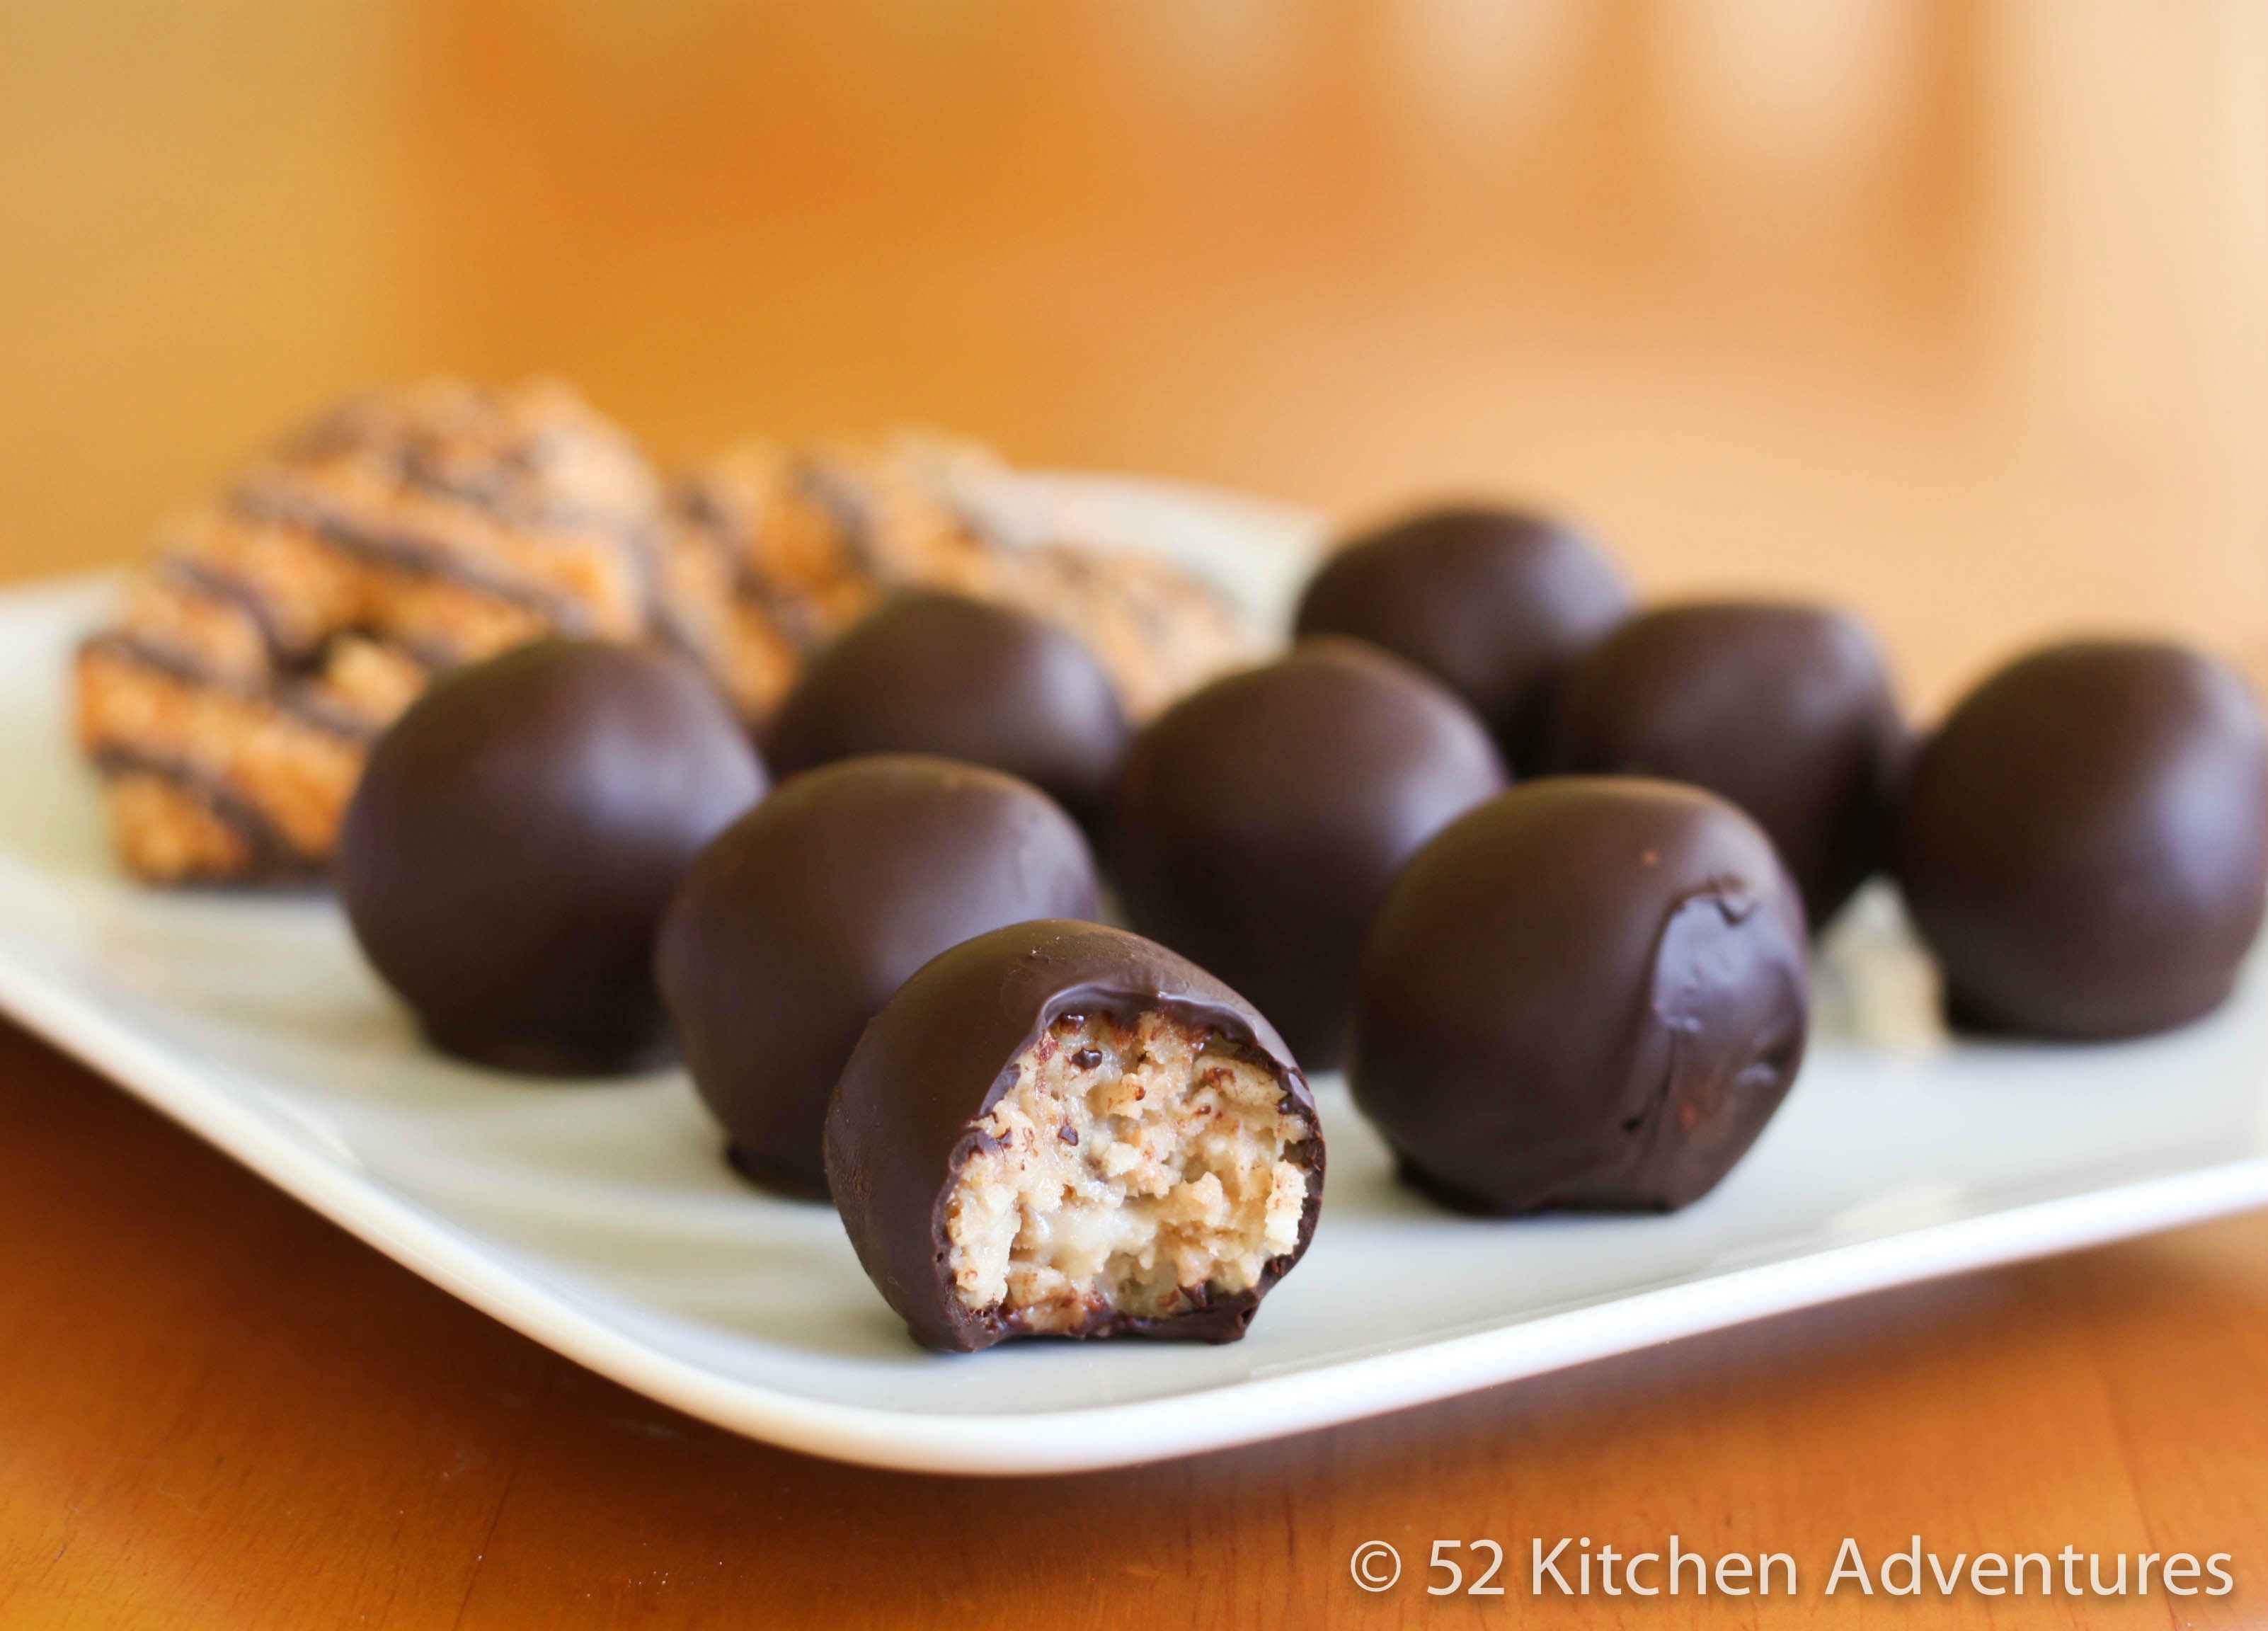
[654, 432, 1247, 726]
[76, 379, 1253, 884]
[75, 379, 660, 882]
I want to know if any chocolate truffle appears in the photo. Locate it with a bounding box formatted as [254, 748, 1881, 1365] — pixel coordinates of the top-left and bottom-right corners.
[1546, 602, 1906, 927]
[1293, 505, 1630, 769]
[339, 639, 767, 1075]
[1893, 641, 2268, 1040]
[656, 755, 1099, 1198]
[1348, 778, 1809, 1214]
[1110, 639, 1507, 1070]
[766, 591, 1130, 827]
[825, 920, 1324, 1351]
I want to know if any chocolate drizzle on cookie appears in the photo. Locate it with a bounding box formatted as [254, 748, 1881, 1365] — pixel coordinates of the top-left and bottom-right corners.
[74, 378, 666, 883]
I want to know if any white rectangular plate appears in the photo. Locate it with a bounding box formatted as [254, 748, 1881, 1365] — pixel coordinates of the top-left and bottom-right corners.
[6, 481, 2268, 1476]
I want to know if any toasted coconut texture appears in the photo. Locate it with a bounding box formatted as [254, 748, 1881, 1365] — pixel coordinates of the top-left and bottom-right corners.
[76, 377, 661, 883]
[653, 430, 1253, 731]
[825, 921, 1324, 1353]
[81, 397, 1253, 886]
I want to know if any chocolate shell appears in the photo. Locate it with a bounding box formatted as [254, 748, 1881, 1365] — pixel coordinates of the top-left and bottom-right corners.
[825, 920, 1324, 1352]
[1893, 640, 2268, 1040]
[656, 755, 1099, 1198]
[1348, 778, 1809, 1214]
[766, 591, 1131, 828]
[1546, 601, 1906, 927]
[1110, 638, 1507, 1070]
[1294, 505, 1629, 770]
[339, 639, 767, 1075]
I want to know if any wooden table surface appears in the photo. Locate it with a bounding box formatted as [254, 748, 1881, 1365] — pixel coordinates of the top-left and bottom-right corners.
[5, 4, 2268, 1625]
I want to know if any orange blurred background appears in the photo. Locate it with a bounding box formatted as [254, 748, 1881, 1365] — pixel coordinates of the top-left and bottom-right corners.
[2, 0, 2263, 710]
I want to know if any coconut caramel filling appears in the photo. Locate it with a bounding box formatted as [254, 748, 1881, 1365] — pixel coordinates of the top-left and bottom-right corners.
[944, 1009, 1313, 1333]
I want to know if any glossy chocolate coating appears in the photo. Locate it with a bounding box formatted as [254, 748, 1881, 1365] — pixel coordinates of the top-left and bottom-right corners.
[1294, 505, 1630, 770]
[1109, 639, 1507, 1070]
[339, 640, 767, 1075]
[1547, 602, 1906, 927]
[825, 920, 1323, 1351]
[1349, 778, 1809, 1214]
[766, 592, 1130, 828]
[1893, 641, 2268, 1040]
[656, 755, 1098, 1198]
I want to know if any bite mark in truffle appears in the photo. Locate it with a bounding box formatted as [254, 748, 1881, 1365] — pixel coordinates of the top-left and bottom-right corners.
[946, 1009, 1312, 1334]
[826, 920, 1323, 1351]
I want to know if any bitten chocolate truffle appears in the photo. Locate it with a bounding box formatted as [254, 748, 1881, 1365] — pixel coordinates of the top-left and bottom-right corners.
[766, 591, 1130, 827]
[1293, 505, 1630, 769]
[1110, 639, 1507, 1070]
[656, 755, 1099, 1198]
[339, 640, 766, 1075]
[1893, 641, 2268, 1040]
[825, 920, 1323, 1352]
[1348, 778, 1809, 1214]
[1547, 602, 1906, 927]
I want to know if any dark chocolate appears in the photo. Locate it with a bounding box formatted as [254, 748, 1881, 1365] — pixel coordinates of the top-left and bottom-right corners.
[656, 755, 1099, 1198]
[1109, 639, 1507, 1070]
[1892, 640, 2268, 1040]
[824, 920, 1324, 1352]
[339, 639, 766, 1075]
[1348, 777, 1809, 1214]
[767, 592, 1130, 828]
[1294, 505, 1629, 770]
[1545, 601, 1906, 927]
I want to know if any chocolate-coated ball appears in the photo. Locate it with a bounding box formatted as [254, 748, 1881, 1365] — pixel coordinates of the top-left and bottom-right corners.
[1349, 778, 1809, 1214]
[340, 640, 767, 1075]
[1110, 639, 1507, 1070]
[826, 920, 1322, 1351]
[766, 592, 1130, 828]
[656, 755, 1098, 1198]
[1547, 602, 1906, 927]
[1293, 505, 1630, 770]
[1893, 640, 2268, 1040]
